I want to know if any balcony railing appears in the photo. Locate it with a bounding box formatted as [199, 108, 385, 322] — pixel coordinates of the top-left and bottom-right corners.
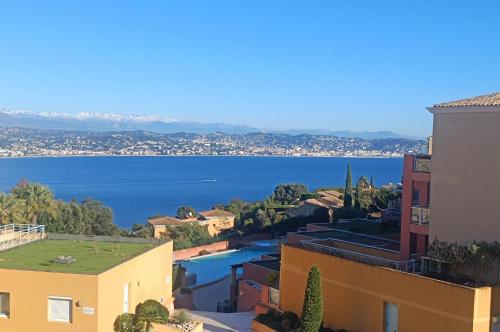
[411, 207, 430, 225]
[414, 155, 431, 173]
[300, 240, 417, 272]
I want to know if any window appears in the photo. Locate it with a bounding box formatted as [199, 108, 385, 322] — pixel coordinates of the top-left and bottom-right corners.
[48, 297, 72, 323]
[0, 293, 10, 318]
[384, 302, 398, 332]
[123, 284, 129, 313]
[268, 287, 280, 305]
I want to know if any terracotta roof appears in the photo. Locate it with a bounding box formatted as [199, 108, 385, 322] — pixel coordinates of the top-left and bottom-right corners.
[434, 92, 500, 108]
[198, 209, 235, 218]
[148, 216, 187, 226]
[304, 199, 332, 209]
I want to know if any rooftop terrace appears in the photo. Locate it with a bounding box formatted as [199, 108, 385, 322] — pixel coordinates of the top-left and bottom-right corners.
[0, 239, 158, 274]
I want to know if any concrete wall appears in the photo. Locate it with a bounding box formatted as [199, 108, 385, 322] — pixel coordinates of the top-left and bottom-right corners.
[173, 241, 228, 261]
[429, 110, 500, 243]
[97, 241, 174, 332]
[280, 245, 495, 332]
[242, 262, 278, 286]
[237, 280, 261, 312]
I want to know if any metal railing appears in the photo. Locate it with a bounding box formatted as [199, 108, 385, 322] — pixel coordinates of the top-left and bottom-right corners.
[301, 240, 417, 272]
[411, 207, 430, 225]
[414, 155, 431, 173]
[0, 224, 46, 251]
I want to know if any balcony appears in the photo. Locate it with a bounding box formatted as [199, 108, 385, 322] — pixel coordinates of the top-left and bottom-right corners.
[411, 207, 430, 225]
[414, 155, 431, 173]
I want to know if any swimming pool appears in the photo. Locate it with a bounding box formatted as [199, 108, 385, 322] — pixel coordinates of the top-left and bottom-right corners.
[180, 245, 277, 285]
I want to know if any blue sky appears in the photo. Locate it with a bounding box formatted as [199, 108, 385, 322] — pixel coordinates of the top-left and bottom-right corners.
[1, 1, 499, 137]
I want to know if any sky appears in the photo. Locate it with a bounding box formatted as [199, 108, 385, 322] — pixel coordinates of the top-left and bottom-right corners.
[0, 1, 499, 137]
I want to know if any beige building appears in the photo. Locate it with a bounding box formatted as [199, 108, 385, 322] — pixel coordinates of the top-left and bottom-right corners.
[427, 92, 500, 243]
[198, 209, 235, 236]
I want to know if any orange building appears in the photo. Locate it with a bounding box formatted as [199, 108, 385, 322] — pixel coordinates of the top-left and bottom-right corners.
[272, 93, 500, 332]
[0, 234, 173, 332]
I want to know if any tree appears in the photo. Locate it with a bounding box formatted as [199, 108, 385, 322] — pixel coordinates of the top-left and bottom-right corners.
[80, 199, 119, 236]
[272, 184, 308, 205]
[135, 300, 169, 332]
[370, 175, 374, 188]
[355, 180, 362, 209]
[12, 182, 57, 224]
[0, 193, 25, 225]
[301, 266, 323, 332]
[113, 313, 137, 332]
[343, 163, 353, 208]
[176, 206, 196, 220]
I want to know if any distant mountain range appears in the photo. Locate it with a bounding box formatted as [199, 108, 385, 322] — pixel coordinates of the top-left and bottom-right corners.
[0, 109, 416, 139]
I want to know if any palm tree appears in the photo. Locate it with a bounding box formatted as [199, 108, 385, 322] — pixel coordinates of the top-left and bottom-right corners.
[12, 183, 56, 225]
[0, 193, 25, 225]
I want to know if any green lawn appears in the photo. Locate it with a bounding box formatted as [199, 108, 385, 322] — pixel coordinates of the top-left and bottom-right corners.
[0, 240, 156, 274]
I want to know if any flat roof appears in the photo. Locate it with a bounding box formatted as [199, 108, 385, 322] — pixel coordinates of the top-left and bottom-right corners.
[293, 229, 400, 251]
[0, 239, 158, 274]
[248, 259, 281, 272]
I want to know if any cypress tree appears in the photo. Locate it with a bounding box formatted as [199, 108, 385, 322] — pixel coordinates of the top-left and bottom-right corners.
[344, 163, 353, 208]
[370, 175, 374, 188]
[301, 266, 323, 332]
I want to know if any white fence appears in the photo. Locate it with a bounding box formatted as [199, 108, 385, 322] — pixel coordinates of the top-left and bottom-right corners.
[0, 224, 46, 251]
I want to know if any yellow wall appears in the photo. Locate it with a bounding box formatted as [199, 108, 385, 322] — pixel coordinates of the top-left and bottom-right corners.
[429, 109, 500, 244]
[280, 245, 495, 332]
[97, 241, 174, 332]
[0, 241, 173, 332]
[202, 217, 235, 236]
[0, 270, 98, 332]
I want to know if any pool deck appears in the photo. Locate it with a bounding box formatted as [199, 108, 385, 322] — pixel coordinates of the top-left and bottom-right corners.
[186, 249, 239, 261]
[187, 310, 253, 332]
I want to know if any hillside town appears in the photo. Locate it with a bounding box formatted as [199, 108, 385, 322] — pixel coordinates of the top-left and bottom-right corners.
[0, 128, 425, 158]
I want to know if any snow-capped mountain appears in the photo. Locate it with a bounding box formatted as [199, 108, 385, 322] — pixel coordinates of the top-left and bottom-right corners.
[0, 109, 259, 134]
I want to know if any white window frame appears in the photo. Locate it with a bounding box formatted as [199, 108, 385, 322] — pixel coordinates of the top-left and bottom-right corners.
[0, 292, 10, 318]
[48, 296, 73, 323]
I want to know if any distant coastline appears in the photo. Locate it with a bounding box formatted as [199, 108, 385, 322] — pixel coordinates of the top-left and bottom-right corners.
[0, 153, 404, 159]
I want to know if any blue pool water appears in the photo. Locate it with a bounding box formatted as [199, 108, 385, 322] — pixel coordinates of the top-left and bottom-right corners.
[180, 245, 277, 285]
[0, 156, 403, 228]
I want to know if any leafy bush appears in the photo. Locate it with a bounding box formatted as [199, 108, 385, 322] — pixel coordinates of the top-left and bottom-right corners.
[113, 313, 137, 332]
[172, 310, 191, 324]
[135, 300, 169, 332]
[255, 310, 300, 332]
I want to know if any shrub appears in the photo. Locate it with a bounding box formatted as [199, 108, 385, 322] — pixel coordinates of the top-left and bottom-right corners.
[301, 266, 323, 332]
[135, 300, 169, 332]
[255, 309, 301, 331]
[281, 311, 300, 331]
[173, 310, 191, 324]
[113, 313, 136, 332]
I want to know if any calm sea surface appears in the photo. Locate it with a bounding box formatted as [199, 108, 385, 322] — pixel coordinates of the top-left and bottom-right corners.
[0, 156, 402, 228]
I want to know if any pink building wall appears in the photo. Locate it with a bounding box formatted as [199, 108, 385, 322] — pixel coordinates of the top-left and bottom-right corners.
[173, 241, 228, 261]
[400, 154, 431, 261]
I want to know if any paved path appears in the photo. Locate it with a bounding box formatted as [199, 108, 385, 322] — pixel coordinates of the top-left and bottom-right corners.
[188, 310, 253, 332]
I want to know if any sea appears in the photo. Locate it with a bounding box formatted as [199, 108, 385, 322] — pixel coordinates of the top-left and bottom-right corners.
[0, 156, 403, 228]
